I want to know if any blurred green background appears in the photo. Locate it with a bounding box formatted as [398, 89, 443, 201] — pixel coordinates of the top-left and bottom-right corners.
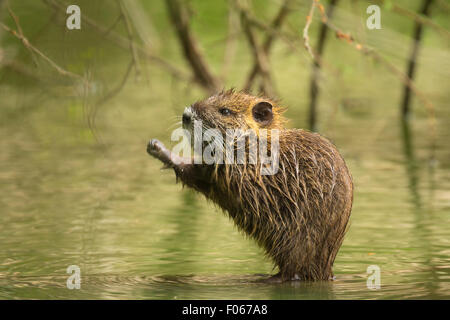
[0, 0, 449, 299]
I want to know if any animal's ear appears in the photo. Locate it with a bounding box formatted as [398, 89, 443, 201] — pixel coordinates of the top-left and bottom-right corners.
[252, 101, 273, 126]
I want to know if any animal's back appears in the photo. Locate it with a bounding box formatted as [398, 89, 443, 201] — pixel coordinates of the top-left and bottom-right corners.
[208, 128, 353, 280]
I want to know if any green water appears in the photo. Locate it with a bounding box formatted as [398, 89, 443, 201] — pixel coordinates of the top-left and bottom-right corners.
[0, 80, 449, 299]
[1, 0, 449, 300]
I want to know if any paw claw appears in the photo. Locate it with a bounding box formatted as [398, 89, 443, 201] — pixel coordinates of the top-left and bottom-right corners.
[147, 139, 164, 156]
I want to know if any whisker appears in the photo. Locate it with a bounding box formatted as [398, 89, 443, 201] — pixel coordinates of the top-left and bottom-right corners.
[167, 121, 183, 131]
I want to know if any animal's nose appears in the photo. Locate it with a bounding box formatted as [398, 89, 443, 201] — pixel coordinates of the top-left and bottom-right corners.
[182, 107, 192, 125]
[182, 113, 191, 125]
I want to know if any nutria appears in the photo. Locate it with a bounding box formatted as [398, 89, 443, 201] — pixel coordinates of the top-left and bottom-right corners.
[147, 89, 353, 282]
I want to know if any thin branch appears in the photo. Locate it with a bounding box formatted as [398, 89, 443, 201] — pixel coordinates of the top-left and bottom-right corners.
[42, 0, 189, 82]
[121, 0, 159, 53]
[303, 0, 317, 60]
[309, 0, 338, 132]
[391, 4, 449, 38]
[117, 0, 141, 78]
[102, 13, 123, 38]
[0, 58, 42, 81]
[166, 0, 221, 93]
[401, 0, 434, 119]
[331, 26, 434, 120]
[238, 1, 274, 96]
[243, 0, 293, 92]
[0, 22, 83, 80]
[302, 0, 436, 138]
[7, 3, 24, 36]
[82, 71, 106, 147]
[375, 0, 450, 38]
[221, 0, 239, 81]
[97, 59, 134, 106]
[7, 1, 40, 67]
[436, 0, 449, 11]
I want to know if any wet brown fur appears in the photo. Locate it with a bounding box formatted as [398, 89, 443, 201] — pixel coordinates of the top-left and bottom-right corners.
[147, 89, 353, 281]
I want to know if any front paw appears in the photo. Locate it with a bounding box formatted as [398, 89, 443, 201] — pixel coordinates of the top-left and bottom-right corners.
[147, 139, 164, 157]
[147, 139, 173, 166]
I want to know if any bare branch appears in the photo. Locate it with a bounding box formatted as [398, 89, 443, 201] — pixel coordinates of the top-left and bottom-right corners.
[436, 0, 449, 11]
[121, 0, 160, 52]
[221, 0, 239, 81]
[392, 4, 449, 38]
[401, 0, 435, 119]
[7, 3, 24, 36]
[237, 1, 274, 96]
[42, 0, 190, 82]
[303, 0, 319, 61]
[309, 0, 338, 132]
[375, 0, 450, 38]
[0, 58, 42, 81]
[302, 0, 436, 137]
[166, 0, 221, 93]
[117, 0, 141, 78]
[243, 0, 293, 91]
[97, 59, 134, 106]
[0, 22, 83, 81]
[102, 13, 123, 39]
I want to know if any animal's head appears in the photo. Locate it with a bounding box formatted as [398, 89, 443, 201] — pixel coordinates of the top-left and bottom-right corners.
[182, 89, 287, 135]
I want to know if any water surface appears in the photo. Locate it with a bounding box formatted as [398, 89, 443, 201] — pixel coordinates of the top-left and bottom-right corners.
[0, 83, 449, 299]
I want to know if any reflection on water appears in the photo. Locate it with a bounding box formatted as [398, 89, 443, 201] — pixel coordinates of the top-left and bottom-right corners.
[0, 81, 449, 299]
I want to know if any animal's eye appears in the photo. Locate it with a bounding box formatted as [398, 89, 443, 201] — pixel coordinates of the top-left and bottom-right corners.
[219, 108, 232, 116]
